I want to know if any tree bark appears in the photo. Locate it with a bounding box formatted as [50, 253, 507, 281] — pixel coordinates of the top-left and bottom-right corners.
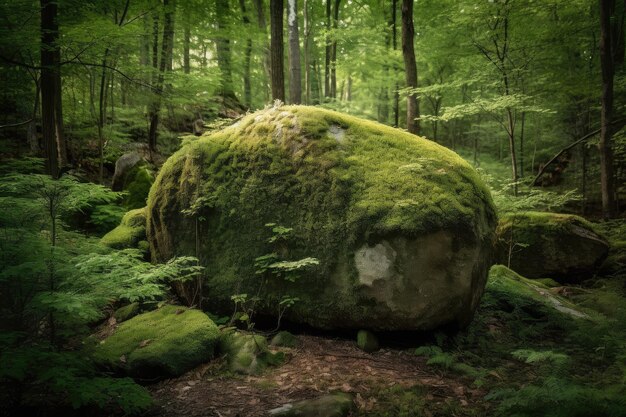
[401, 0, 419, 135]
[239, 0, 253, 107]
[148, 0, 175, 155]
[270, 0, 285, 101]
[303, 0, 310, 104]
[330, 0, 340, 99]
[392, 0, 399, 127]
[287, 0, 301, 103]
[324, 0, 331, 98]
[183, 22, 190, 74]
[254, 0, 271, 102]
[216, 0, 236, 100]
[599, 0, 616, 218]
[40, 0, 64, 178]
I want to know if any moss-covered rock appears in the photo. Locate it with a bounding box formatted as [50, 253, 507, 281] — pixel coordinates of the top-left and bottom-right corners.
[113, 302, 141, 322]
[100, 208, 147, 249]
[147, 105, 497, 331]
[93, 305, 220, 379]
[221, 332, 284, 375]
[496, 212, 609, 282]
[112, 152, 155, 209]
[357, 330, 379, 353]
[270, 331, 298, 348]
[487, 265, 588, 320]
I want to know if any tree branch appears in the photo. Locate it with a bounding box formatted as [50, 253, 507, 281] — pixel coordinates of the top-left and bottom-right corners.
[533, 118, 626, 186]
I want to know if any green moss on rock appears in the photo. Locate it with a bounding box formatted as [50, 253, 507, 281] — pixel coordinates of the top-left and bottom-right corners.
[93, 305, 220, 379]
[221, 332, 284, 375]
[113, 302, 141, 322]
[270, 331, 298, 348]
[147, 105, 497, 331]
[496, 212, 609, 282]
[357, 330, 379, 353]
[101, 208, 147, 249]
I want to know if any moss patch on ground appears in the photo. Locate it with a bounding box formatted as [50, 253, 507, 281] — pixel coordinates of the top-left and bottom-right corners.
[93, 305, 220, 379]
[100, 207, 147, 249]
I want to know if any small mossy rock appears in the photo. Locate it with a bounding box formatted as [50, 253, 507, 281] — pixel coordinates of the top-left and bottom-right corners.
[112, 152, 155, 209]
[496, 212, 609, 282]
[268, 393, 354, 417]
[93, 305, 220, 379]
[487, 265, 588, 320]
[270, 331, 299, 348]
[147, 105, 497, 331]
[113, 302, 141, 322]
[221, 332, 283, 375]
[357, 330, 379, 353]
[101, 208, 147, 250]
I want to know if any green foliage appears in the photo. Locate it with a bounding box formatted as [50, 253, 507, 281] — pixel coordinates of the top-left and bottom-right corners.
[100, 208, 147, 249]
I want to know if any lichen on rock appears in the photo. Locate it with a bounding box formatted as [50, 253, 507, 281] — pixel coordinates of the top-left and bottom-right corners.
[147, 105, 497, 331]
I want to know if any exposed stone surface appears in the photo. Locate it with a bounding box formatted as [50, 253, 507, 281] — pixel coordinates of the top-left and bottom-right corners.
[496, 212, 609, 282]
[147, 106, 497, 331]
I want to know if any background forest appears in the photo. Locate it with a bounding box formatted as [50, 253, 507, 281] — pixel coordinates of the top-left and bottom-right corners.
[1, 0, 625, 416]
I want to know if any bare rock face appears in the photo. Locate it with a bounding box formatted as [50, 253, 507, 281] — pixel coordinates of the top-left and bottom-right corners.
[147, 106, 497, 331]
[496, 212, 609, 282]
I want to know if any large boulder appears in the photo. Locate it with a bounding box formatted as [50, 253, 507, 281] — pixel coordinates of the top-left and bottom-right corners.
[93, 305, 220, 379]
[147, 105, 497, 331]
[496, 212, 609, 282]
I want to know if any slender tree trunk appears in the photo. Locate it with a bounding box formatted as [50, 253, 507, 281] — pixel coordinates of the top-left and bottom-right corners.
[40, 0, 62, 178]
[28, 79, 41, 154]
[183, 23, 190, 74]
[401, 0, 419, 135]
[240, 0, 253, 108]
[599, 0, 616, 218]
[148, 0, 175, 155]
[324, 0, 331, 98]
[330, 0, 340, 99]
[303, 0, 310, 104]
[255, 0, 271, 102]
[216, 0, 236, 100]
[287, 0, 301, 103]
[392, 0, 399, 127]
[270, 0, 285, 101]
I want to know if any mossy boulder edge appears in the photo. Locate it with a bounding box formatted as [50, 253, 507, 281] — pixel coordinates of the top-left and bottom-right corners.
[147, 105, 497, 331]
[101, 207, 147, 250]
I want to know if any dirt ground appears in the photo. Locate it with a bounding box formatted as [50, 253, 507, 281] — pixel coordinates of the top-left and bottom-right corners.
[148, 335, 488, 417]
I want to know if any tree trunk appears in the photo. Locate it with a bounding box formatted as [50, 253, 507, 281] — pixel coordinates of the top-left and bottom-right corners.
[216, 0, 236, 100]
[599, 0, 616, 218]
[183, 22, 190, 74]
[287, 0, 301, 103]
[401, 0, 419, 135]
[330, 0, 340, 99]
[240, 0, 253, 108]
[303, 0, 310, 104]
[254, 0, 271, 102]
[148, 0, 175, 155]
[270, 0, 285, 101]
[392, 0, 399, 128]
[40, 0, 63, 178]
[324, 0, 331, 98]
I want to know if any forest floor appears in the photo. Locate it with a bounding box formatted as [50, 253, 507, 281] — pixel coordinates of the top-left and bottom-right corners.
[149, 334, 488, 417]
